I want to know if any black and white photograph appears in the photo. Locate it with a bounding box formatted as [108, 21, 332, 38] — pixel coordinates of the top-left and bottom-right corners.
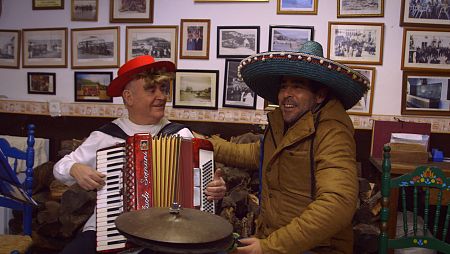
[110, 0, 153, 23]
[22, 28, 67, 68]
[328, 22, 384, 65]
[347, 66, 375, 115]
[126, 26, 178, 64]
[223, 59, 256, 109]
[0, 30, 20, 68]
[402, 71, 450, 116]
[71, 27, 120, 69]
[217, 26, 260, 58]
[173, 69, 218, 109]
[269, 25, 314, 52]
[401, 27, 450, 71]
[71, 0, 98, 21]
[338, 0, 384, 17]
[180, 19, 210, 59]
[74, 71, 113, 102]
[277, 0, 318, 14]
[27, 72, 56, 95]
[401, 0, 450, 27]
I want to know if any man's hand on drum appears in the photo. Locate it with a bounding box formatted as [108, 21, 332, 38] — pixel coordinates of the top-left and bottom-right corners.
[205, 168, 226, 201]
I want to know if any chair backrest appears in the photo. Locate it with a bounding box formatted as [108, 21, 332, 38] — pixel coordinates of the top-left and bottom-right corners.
[379, 145, 450, 254]
[0, 124, 35, 236]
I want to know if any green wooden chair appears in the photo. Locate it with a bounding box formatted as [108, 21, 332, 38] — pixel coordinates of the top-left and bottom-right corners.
[379, 146, 450, 254]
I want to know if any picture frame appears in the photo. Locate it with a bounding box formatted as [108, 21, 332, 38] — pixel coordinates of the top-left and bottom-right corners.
[180, 19, 211, 60]
[277, 0, 318, 15]
[126, 25, 178, 64]
[173, 69, 218, 109]
[401, 71, 450, 116]
[0, 29, 20, 69]
[71, 0, 98, 21]
[400, 0, 450, 28]
[74, 71, 113, 102]
[27, 72, 56, 95]
[337, 0, 384, 18]
[195, 0, 268, 2]
[71, 26, 120, 69]
[269, 25, 314, 52]
[346, 66, 375, 116]
[223, 59, 256, 109]
[32, 0, 64, 10]
[22, 28, 68, 68]
[401, 27, 450, 72]
[217, 26, 260, 58]
[327, 22, 384, 65]
[110, 0, 153, 23]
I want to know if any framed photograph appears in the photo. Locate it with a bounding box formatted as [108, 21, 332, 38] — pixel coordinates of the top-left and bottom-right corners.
[401, 71, 450, 116]
[0, 30, 20, 69]
[173, 69, 218, 109]
[401, 27, 450, 72]
[74, 71, 113, 102]
[223, 59, 256, 109]
[217, 26, 260, 58]
[269, 25, 314, 52]
[71, 26, 120, 69]
[180, 19, 211, 60]
[327, 22, 384, 65]
[400, 0, 450, 28]
[110, 0, 153, 23]
[126, 26, 178, 64]
[27, 72, 56, 95]
[195, 0, 268, 2]
[346, 66, 375, 116]
[32, 0, 64, 10]
[277, 0, 318, 15]
[337, 0, 384, 18]
[71, 0, 98, 21]
[22, 28, 68, 68]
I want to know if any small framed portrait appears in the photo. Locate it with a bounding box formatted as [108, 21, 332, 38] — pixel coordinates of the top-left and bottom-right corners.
[401, 71, 450, 116]
[74, 71, 113, 102]
[173, 69, 218, 109]
[110, 0, 154, 23]
[346, 66, 375, 116]
[269, 25, 314, 52]
[71, 26, 120, 69]
[180, 19, 211, 60]
[71, 0, 98, 21]
[400, 0, 450, 28]
[277, 0, 318, 15]
[27, 72, 56, 95]
[22, 28, 68, 68]
[126, 25, 178, 64]
[32, 0, 64, 10]
[0, 29, 20, 69]
[337, 0, 384, 18]
[401, 27, 450, 72]
[327, 22, 384, 65]
[223, 59, 256, 109]
[217, 26, 260, 58]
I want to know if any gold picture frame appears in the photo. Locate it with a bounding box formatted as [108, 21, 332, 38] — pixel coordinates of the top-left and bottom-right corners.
[277, 0, 318, 15]
[110, 0, 154, 23]
[32, 0, 64, 10]
[71, 0, 98, 21]
[180, 19, 211, 60]
[347, 66, 376, 116]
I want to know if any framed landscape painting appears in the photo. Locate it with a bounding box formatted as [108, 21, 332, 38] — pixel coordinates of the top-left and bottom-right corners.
[217, 26, 260, 58]
[27, 72, 56, 95]
[110, 0, 153, 23]
[173, 69, 218, 109]
[277, 0, 318, 15]
[22, 28, 68, 68]
[269, 25, 314, 52]
[337, 0, 384, 18]
[400, 0, 450, 27]
[0, 30, 20, 69]
[346, 66, 375, 116]
[180, 19, 211, 59]
[74, 71, 113, 102]
[223, 59, 256, 109]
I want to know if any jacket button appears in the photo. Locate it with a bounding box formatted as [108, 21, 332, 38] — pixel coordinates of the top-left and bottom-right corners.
[269, 193, 273, 198]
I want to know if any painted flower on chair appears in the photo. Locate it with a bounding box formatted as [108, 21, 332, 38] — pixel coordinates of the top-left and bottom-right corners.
[412, 168, 443, 185]
[413, 238, 428, 246]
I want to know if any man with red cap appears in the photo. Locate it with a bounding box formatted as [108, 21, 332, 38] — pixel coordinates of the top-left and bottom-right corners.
[54, 55, 226, 254]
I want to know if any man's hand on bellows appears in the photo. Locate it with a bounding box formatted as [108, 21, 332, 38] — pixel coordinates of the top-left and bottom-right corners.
[205, 168, 226, 201]
[70, 163, 105, 191]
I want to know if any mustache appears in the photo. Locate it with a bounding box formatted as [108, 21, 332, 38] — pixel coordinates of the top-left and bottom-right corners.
[280, 97, 297, 106]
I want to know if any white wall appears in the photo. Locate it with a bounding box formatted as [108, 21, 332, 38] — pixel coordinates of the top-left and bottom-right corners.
[0, 0, 404, 115]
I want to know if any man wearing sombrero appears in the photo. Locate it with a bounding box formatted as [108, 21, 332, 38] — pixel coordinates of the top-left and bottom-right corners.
[53, 55, 227, 254]
[210, 41, 369, 253]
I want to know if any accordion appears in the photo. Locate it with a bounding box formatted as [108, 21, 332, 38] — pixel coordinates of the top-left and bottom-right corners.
[95, 134, 215, 252]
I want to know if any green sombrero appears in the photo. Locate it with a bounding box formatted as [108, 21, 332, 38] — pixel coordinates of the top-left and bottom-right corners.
[237, 41, 370, 110]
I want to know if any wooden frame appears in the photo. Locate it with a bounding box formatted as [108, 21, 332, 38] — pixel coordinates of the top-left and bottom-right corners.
[74, 71, 113, 102]
[401, 27, 450, 72]
[110, 0, 153, 23]
[277, 0, 318, 15]
[0, 29, 20, 69]
[327, 22, 384, 65]
[180, 19, 211, 60]
[126, 25, 178, 64]
[71, 26, 120, 69]
[268, 25, 314, 52]
[347, 66, 375, 116]
[32, 0, 64, 10]
[22, 28, 68, 68]
[195, 0, 268, 2]
[71, 0, 98, 21]
[223, 59, 256, 109]
[337, 0, 384, 18]
[401, 71, 450, 116]
[400, 0, 450, 28]
[173, 69, 218, 109]
[217, 26, 260, 58]
[27, 72, 56, 95]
